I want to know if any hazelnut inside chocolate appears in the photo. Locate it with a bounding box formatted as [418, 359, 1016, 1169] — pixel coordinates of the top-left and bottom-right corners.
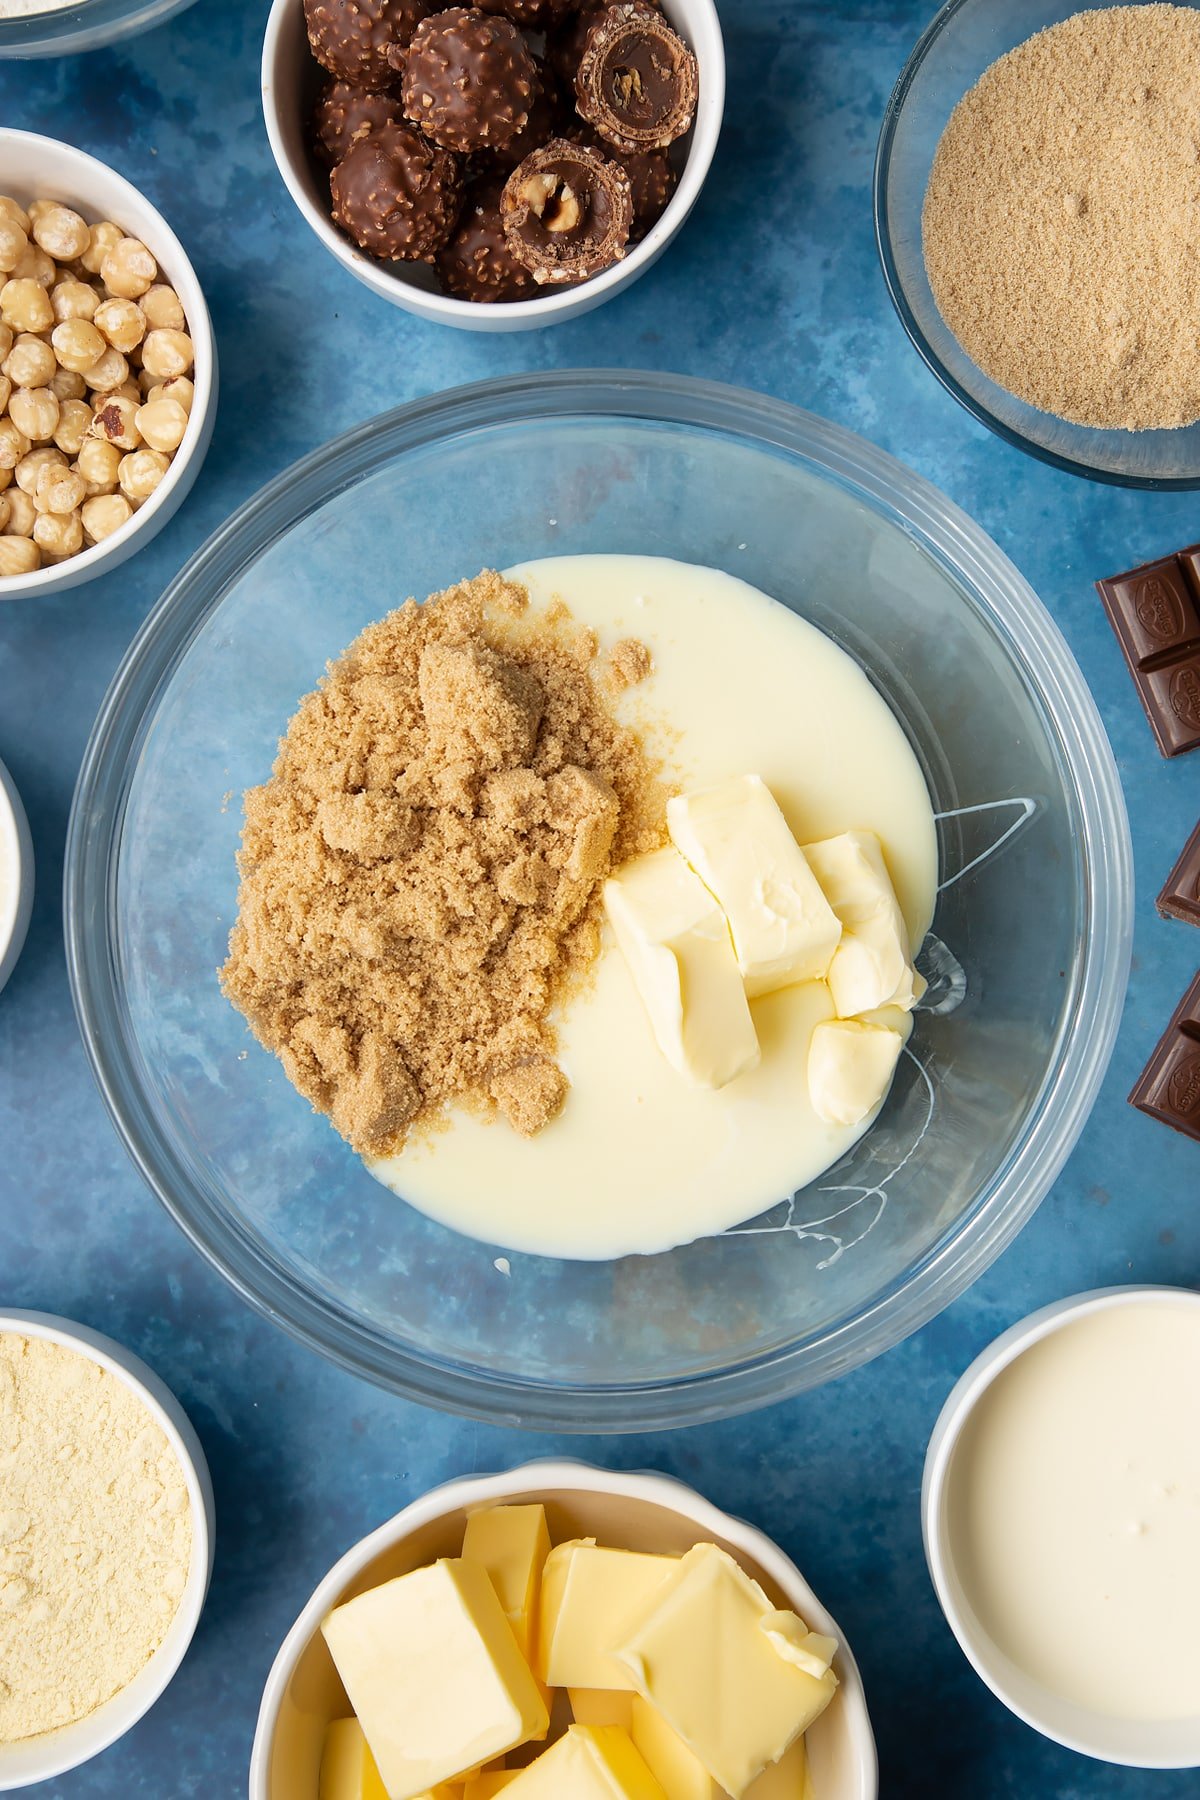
[577, 7, 698, 149]
[521, 171, 583, 234]
[502, 140, 633, 283]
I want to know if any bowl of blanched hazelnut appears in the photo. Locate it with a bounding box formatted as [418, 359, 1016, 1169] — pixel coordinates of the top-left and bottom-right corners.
[0, 130, 216, 598]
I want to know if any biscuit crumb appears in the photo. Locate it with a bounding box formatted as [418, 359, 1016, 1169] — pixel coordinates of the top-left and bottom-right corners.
[923, 4, 1200, 429]
[608, 636, 653, 691]
[221, 570, 665, 1157]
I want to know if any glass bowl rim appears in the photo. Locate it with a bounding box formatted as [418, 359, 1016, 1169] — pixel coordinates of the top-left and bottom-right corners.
[0, 0, 197, 56]
[872, 0, 1200, 492]
[63, 368, 1134, 1430]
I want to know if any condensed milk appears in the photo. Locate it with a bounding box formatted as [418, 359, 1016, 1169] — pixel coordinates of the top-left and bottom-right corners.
[368, 554, 938, 1260]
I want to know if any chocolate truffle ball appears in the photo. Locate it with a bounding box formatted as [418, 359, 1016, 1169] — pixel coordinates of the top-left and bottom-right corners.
[570, 125, 676, 238]
[476, 0, 576, 27]
[488, 56, 566, 172]
[546, 0, 657, 89]
[402, 7, 539, 155]
[331, 121, 464, 260]
[575, 2, 697, 151]
[437, 176, 538, 301]
[304, 0, 433, 91]
[312, 79, 406, 169]
[501, 137, 632, 283]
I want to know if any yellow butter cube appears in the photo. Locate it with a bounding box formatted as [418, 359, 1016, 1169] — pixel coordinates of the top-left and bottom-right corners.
[604, 850, 759, 1089]
[667, 776, 841, 996]
[630, 1697, 719, 1800]
[571, 1689, 635, 1729]
[613, 1545, 837, 1799]
[807, 1017, 903, 1126]
[320, 1718, 390, 1800]
[321, 1558, 549, 1800]
[538, 1540, 679, 1690]
[504, 1725, 667, 1799]
[802, 831, 924, 1017]
[742, 1735, 810, 1800]
[318, 1718, 461, 1800]
[462, 1505, 551, 1660]
[463, 1776, 519, 1798]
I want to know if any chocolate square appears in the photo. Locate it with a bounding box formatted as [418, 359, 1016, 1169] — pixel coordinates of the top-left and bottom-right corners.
[1141, 658, 1200, 756]
[1131, 1032, 1200, 1141]
[1104, 557, 1200, 664]
[1130, 970, 1200, 1143]
[1158, 820, 1200, 926]
[1096, 544, 1200, 757]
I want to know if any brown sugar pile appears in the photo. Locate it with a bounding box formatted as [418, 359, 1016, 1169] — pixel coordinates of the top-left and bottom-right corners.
[220, 570, 663, 1157]
[923, 5, 1200, 431]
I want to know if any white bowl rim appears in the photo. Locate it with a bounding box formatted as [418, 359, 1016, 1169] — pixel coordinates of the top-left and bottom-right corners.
[260, 0, 726, 328]
[922, 1283, 1200, 1768]
[0, 753, 32, 995]
[0, 127, 217, 599]
[0, 1308, 215, 1789]
[248, 1457, 878, 1800]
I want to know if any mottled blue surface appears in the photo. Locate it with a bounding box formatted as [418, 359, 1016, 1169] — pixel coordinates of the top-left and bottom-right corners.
[0, 2, 1198, 1795]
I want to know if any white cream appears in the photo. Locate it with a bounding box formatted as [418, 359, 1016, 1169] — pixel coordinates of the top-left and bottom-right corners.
[367, 555, 938, 1260]
[946, 1300, 1200, 1721]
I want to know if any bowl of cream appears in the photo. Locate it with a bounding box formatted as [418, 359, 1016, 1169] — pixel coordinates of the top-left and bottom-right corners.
[924, 1285, 1200, 1767]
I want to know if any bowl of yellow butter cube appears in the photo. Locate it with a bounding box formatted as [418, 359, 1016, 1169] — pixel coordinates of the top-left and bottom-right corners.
[251, 1461, 875, 1800]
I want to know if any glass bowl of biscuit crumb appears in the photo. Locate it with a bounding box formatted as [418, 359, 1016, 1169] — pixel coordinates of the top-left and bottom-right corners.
[876, 0, 1200, 487]
[65, 371, 1131, 1430]
[0, 0, 198, 59]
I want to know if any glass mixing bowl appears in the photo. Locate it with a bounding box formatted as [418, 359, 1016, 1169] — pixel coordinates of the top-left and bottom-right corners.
[875, 0, 1200, 488]
[0, 0, 197, 58]
[65, 372, 1132, 1430]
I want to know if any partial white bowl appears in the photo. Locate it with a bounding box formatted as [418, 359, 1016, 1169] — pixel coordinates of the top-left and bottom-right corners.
[0, 130, 217, 600]
[261, 0, 725, 332]
[0, 754, 32, 995]
[923, 1285, 1200, 1768]
[0, 1309, 215, 1791]
[250, 1460, 877, 1800]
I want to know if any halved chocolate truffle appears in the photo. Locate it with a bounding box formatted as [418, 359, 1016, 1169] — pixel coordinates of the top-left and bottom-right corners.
[501, 137, 633, 284]
[575, 3, 698, 151]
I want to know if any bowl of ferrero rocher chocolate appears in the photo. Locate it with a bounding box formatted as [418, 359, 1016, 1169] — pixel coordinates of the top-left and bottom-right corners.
[261, 0, 725, 330]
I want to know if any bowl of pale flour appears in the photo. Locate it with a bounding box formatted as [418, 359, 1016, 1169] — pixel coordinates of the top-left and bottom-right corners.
[0, 1311, 214, 1789]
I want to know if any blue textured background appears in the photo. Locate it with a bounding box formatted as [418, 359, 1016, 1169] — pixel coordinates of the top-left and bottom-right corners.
[1, 2, 1198, 1795]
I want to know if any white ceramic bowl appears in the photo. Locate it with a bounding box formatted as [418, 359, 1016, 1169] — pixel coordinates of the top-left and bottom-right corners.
[0, 754, 32, 996]
[0, 1309, 215, 1790]
[923, 1285, 1200, 1768]
[0, 130, 217, 600]
[261, 0, 725, 332]
[250, 1460, 877, 1800]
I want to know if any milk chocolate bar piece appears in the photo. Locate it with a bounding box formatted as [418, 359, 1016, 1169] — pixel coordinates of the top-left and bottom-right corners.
[1095, 546, 1200, 757]
[1158, 820, 1200, 926]
[1129, 970, 1200, 1143]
